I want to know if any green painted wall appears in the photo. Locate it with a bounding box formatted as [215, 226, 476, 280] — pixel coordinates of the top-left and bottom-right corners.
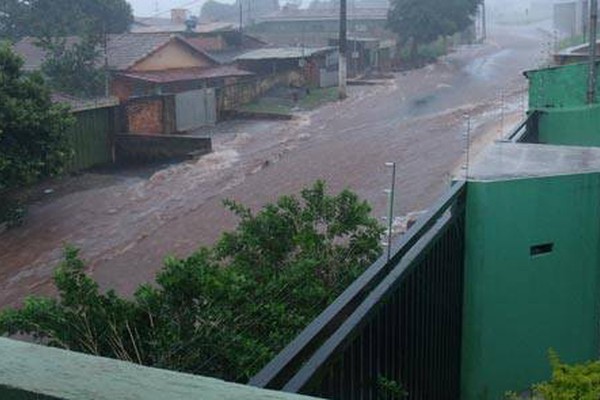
[527, 62, 600, 109]
[526, 62, 600, 147]
[537, 104, 600, 146]
[461, 174, 600, 400]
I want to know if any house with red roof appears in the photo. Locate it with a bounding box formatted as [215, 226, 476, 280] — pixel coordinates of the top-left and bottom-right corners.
[14, 33, 255, 133]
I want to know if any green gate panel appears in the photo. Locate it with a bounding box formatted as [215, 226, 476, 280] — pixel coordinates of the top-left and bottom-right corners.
[66, 108, 114, 172]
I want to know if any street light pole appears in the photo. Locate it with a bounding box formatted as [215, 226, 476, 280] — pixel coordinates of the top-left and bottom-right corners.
[481, 0, 487, 42]
[338, 0, 347, 99]
[385, 162, 396, 261]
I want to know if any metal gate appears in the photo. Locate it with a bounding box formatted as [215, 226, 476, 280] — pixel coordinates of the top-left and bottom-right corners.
[175, 89, 216, 132]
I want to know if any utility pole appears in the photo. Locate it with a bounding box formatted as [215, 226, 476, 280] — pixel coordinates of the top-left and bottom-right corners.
[481, 0, 487, 42]
[239, 0, 243, 46]
[103, 22, 109, 98]
[588, 0, 598, 104]
[338, 0, 347, 99]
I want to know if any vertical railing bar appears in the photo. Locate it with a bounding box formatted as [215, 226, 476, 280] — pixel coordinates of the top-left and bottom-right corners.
[250, 183, 466, 389]
[281, 203, 463, 397]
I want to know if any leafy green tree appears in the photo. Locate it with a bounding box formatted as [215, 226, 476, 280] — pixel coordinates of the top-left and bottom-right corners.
[0, 42, 73, 194]
[0, 0, 133, 40]
[0, 181, 384, 382]
[387, 0, 481, 59]
[39, 35, 106, 97]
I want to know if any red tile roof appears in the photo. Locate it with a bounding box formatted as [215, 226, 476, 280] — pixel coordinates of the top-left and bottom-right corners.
[185, 36, 226, 52]
[13, 34, 219, 72]
[117, 66, 254, 83]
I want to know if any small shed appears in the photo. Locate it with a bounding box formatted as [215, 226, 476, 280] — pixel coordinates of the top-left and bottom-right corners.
[236, 47, 339, 87]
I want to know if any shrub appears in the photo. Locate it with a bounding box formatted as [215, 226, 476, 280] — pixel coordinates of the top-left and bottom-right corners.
[0, 181, 384, 382]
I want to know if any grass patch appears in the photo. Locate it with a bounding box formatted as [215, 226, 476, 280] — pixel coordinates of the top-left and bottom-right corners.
[238, 101, 292, 116]
[557, 34, 586, 51]
[239, 87, 340, 115]
[298, 87, 339, 109]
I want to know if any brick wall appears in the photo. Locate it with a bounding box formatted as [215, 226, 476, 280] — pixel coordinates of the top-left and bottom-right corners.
[125, 98, 164, 134]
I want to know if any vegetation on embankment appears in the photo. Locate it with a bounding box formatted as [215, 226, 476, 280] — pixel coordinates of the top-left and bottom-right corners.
[0, 181, 384, 383]
[0, 43, 73, 227]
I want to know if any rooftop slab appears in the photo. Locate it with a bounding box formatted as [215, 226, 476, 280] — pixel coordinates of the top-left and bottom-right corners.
[0, 338, 320, 400]
[468, 142, 600, 182]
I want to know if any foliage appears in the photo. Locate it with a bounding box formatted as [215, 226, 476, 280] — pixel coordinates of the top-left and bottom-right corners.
[397, 37, 450, 67]
[0, 198, 26, 227]
[39, 35, 106, 98]
[0, 0, 132, 40]
[0, 181, 384, 382]
[387, 0, 480, 59]
[0, 43, 73, 195]
[506, 351, 600, 400]
[377, 376, 409, 399]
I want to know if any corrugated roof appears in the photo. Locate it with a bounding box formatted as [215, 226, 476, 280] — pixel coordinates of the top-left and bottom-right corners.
[205, 49, 249, 64]
[257, 7, 388, 22]
[107, 33, 174, 70]
[51, 93, 119, 111]
[236, 47, 336, 60]
[185, 36, 226, 52]
[117, 66, 253, 83]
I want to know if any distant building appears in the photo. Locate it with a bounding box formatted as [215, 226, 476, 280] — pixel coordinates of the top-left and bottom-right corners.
[236, 47, 339, 87]
[553, 0, 588, 38]
[328, 37, 396, 77]
[249, 6, 391, 47]
[132, 11, 236, 35]
[200, 0, 280, 25]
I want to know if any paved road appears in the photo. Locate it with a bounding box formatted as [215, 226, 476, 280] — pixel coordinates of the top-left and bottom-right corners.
[0, 22, 550, 307]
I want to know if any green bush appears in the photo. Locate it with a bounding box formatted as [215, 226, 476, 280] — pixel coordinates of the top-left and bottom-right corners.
[1, 42, 73, 225]
[0, 181, 384, 382]
[507, 351, 600, 400]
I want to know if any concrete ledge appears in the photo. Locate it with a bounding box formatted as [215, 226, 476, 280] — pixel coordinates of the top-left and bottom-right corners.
[0, 338, 320, 400]
[227, 110, 294, 121]
[116, 134, 212, 163]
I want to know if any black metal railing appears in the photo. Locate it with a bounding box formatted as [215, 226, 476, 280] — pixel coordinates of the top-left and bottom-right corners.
[251, 182, 467, 399]
[504, 111, 540, 143]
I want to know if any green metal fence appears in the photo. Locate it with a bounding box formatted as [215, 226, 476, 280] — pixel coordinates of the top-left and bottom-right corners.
[65, 106, 116, 172]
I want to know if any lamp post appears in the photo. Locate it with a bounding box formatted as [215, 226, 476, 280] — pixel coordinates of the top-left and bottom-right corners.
[385, 162, 396, 261]
[338, 0, 347, 99]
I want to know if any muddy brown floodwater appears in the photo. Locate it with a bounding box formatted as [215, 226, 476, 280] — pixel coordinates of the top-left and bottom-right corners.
[0, 22, 552, 307]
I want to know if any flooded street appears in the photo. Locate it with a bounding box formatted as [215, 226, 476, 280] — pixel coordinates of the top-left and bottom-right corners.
[0, 22, 551, 306]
